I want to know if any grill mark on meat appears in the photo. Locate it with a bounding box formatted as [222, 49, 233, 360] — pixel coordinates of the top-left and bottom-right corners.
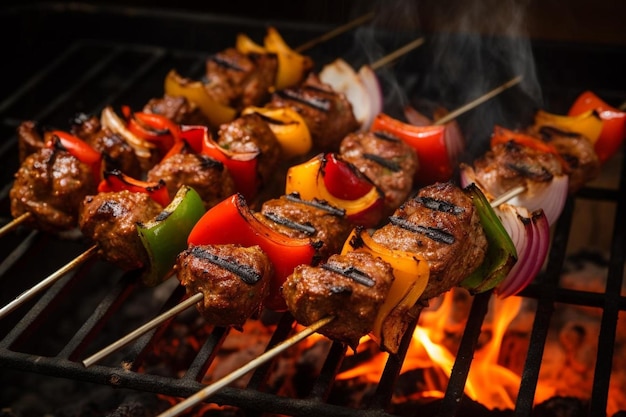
[285, 192, 346, 216]
[196, 153, 225, 170]
[275, 89, 331, 112]
[363, 153, 401, 172]
[372, 131, 402, 143]
[321, 263, 375, 287]
[261, 212, 317, 236]
[388, 215, 456, 245]
[208, 54, 245, 72]
[414, 196, 465, 214]
[505, 161, 554, 181]
[189, 246, 262, 284]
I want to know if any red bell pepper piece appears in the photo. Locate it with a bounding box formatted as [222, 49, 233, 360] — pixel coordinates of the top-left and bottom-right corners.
[47, 130, 102, 182]
[122, 105, 182, 155]
[568, 90, 626, 164]
[98, 169, 171, 207]
[490, 125, 571, 173]
[322, 153, 374, 200]
[187, 193, 318, 311]
[370, 113, 451, 186]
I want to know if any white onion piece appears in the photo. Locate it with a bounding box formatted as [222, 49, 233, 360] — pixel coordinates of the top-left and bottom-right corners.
[459, 164, 568, 226]
[358, 65, 383, 127]
[319, 59, 381, 132]
[495, 207, 550, 298]
[100, 106, 155, 160]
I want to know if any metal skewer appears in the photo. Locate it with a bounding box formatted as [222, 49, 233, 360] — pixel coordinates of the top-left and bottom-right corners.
[0, 244, 98, 320]
[156, 315, 335, 417]
[0, 212, 31, 239]
[295, 11, 375, 53]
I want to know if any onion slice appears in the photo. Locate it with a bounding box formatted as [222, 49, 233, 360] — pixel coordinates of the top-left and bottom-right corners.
[100, 106, 155, 161]
[494, 204, 550, 297]
[319, 58, 382, 131]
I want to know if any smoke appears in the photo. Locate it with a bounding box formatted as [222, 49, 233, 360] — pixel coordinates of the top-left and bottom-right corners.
[349, 0, 543, 159]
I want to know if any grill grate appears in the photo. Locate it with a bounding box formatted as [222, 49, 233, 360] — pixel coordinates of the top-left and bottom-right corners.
[1, 4, 626, 417]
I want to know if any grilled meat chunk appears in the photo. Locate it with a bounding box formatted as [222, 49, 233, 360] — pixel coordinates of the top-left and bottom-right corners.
[79, 190, 163, 271]
[468, 140, 565, 198]
[10, 147, 98, 233]
[531, 125, 600, 193]
[146, 153, 236, 210]
[372, 182, 487, 301]
[282, 251, 394, 349]
[143, 94, 210, 126]
[217, 112, 281, 187]
[268, 73, 360, 151]
[176, 244, 272, 328]
[255, 193, 351, 261]
[70, 113, 142, 179]
[339, 131, 418, 216]
[204, 48, 278, 112]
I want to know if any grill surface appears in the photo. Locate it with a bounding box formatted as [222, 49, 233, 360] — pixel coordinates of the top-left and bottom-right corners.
[1, 3, 625, 417]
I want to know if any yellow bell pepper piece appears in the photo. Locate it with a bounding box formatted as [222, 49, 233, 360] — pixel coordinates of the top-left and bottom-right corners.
[534, 109, 603, 144]
[341, 227, 429, 352]
[242, 106, 312, 158]
[264, 26, 312, 90]
[235, 33, 267, 55]
[285, 154, 382, 219]
[164, 69, 237, 128]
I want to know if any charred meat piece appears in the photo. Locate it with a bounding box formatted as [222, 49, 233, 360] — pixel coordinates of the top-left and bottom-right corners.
[142, 94, 210, 126]
[204, 48, 278, 112]
[282, 251, 394, 349]
[146, 153, 236, 210]
[340, 130, 418, 217]
[176, 244, 272, 328]
[468, 140, 565, 197]
[17, 120, 44, 162]
[216, 112, 281, 187]
[10, 147, 98, 233]
[531, 125, 600, 193]
[70, 113, 142, 179]
[372, 182, 487, 301]
[255, 193, 352, 261]
[79, 190, 163, 271]
[268, 73, 360, 151]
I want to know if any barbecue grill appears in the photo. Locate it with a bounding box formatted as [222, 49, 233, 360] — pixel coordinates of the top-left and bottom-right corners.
[1, 2, 625, 416]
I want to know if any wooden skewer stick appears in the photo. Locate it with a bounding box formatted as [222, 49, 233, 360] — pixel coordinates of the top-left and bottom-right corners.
[435, 75, 524, 126]
[82, 292, 204, 367]
[369, 37, 426, 71]
[156, 315, 335, 417]
[0, 244, 98, 320]
[0, 212, 31, 239]
[295, 12, 376, 53]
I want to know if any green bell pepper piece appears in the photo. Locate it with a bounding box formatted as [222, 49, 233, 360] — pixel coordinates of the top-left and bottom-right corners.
[137, 185, 206, 286]
[460, 183, 517, 293]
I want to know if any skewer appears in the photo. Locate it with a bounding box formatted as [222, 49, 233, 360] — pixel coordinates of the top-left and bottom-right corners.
[369, 37, 426, 71]
[0, 244, 97, 320]
[156, 315, 335, 417]
[434, 75, 523, 126]
[0, 212, 31, 239]
[294, 12, 375, 53]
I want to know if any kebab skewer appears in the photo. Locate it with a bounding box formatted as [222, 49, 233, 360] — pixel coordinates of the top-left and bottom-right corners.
[80, 76, 522, 367]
